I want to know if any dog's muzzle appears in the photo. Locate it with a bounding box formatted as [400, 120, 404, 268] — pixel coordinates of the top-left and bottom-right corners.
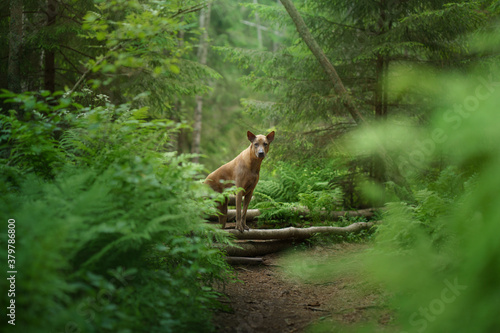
[258, 150, 265, 158]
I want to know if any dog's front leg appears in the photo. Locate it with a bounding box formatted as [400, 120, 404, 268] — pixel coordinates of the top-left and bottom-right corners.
[241, 189, 253, 231]
[235, 190, 244, 232]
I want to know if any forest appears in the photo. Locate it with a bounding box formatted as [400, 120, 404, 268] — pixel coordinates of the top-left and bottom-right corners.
[1, 0, 500, 332]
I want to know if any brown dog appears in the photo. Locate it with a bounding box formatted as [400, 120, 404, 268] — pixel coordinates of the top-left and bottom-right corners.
[205, 131, 275, 232]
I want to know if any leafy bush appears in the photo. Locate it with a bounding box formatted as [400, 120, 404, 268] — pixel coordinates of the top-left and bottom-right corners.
[296, 33, 500, 332]
[0, 93, 232, 333]
[365, 60, 500, 332]
[0, 90, 75, 179]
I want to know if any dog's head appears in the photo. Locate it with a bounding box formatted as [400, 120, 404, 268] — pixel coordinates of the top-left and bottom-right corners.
[247, 131, 275, 159]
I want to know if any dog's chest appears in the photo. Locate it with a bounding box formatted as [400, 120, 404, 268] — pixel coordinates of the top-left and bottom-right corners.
[236, 168, 260, 191]
[244, 172, 259, 188]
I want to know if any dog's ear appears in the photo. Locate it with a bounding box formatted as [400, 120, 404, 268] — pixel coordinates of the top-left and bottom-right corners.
[247, 131, 257, 142]
[266, 131, 275, 143]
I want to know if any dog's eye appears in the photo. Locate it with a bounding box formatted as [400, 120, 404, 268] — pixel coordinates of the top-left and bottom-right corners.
[264, 143, 268, 146]
[254, 143, 258, 146]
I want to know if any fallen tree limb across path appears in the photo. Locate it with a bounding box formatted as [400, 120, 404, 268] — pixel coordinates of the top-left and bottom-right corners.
[225, 256, 264, 265]
[220, 222, 378, 256]
[223, 240, 295, 257]
[227, 222, 377, 240]
[208, 207, 381, 222]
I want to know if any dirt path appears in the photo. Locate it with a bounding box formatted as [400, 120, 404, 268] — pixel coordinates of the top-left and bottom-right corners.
[213, 243, 393, 332]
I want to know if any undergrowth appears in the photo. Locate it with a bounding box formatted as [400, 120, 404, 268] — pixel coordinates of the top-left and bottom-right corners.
[252, 160, 345, 225]
[0, 90, 233, 333]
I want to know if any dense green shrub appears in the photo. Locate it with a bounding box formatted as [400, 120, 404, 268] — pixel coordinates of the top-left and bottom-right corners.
[292, 34, 500, 332]
[365, 62, 500, 332]
[0, 92, 232, 333]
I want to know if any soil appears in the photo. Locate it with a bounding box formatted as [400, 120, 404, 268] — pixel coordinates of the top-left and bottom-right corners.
[213, 243, 394, 333]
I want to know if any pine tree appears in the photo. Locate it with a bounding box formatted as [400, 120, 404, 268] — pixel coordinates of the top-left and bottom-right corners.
[216, 0, 489, 192]
[7, 0, 23, 94]
[218, 0, 488, 128]
[192, 3, 212, 162]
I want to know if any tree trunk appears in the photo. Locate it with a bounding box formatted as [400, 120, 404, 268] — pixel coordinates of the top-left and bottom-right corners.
[44, 0, 57, 92]
[373, 54, 387, 182]
[174, 19, 186, 154]
[278, 0, 413, 201]
[253, 0, 263, 49]
[375, 54, 385, 118]
[191, 3, 211, 162]
[383, 59, 389, 116]
[8, 0, 24, 94]
[192, 96, 203, 162]
[44, 51, 55, 92]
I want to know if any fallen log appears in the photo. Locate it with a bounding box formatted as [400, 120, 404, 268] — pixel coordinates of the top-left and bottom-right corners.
[223, 240, 294, 257]
[227, 222, 377, 240]
[225, 256, 264, 265]
[208, 207, 380, 222]
[219, 221, 378, 256]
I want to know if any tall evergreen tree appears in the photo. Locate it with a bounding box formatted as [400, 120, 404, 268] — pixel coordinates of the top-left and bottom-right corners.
[219, 0, 488, 132]
[7, 0, 23, 93]
[216, 0, 489, 192]
[192, 3, 212, 162]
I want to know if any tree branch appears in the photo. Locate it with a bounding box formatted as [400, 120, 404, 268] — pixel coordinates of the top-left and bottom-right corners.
[170, 2, 207, 19]
[65, 43, 122, 96]
[60, 44, 95, 59]
[58, 50, 83, 74]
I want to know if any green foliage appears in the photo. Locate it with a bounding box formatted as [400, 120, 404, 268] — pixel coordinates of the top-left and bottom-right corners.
[0, 0, 96, 92]
[219, 0, 489, 124]
[0, 89, 233, 332]
[3, 0, 500, 331]
[289, 28, 500, 331]
[0, 90, 77, 179]
[253, 160, 344, 223]
[79, 0, 220, 117]
[215, 1, 492, 191]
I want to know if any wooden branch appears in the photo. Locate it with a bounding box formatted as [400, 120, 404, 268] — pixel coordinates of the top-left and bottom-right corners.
[223, 240, 294, 257]
[218, 221, 378, 256]
[227, 222, 376, 240]
[65, 43, 122, 96]
[170, 2, 207, 19]
[60, 44, 96, 60]
[58, 50, 84, 74]
[208, 207, 380, 222]
[225, 257, 264, 265]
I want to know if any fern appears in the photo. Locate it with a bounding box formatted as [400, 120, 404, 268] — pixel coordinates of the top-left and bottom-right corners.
[255, 179, 286, 202]
[0, 92, 233, 333]
[253, 160, 344, 223]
